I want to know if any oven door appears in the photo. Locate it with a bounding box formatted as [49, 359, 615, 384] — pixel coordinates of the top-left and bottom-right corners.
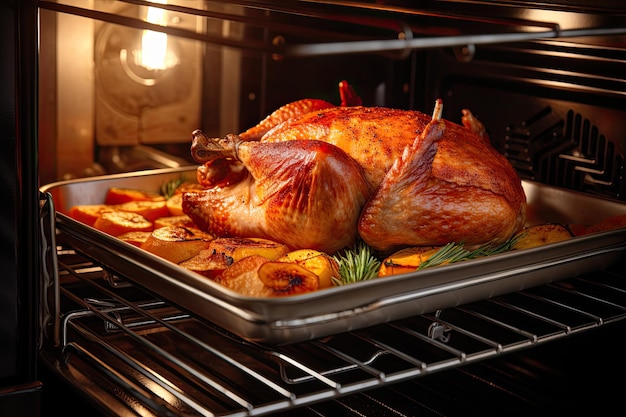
[0, 0, 42, 416]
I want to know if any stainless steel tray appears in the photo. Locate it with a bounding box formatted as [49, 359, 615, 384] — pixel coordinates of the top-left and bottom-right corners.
[41, 167, 626, 344]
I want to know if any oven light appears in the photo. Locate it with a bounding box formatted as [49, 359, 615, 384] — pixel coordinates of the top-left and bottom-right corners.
[137, 2, 177, 71]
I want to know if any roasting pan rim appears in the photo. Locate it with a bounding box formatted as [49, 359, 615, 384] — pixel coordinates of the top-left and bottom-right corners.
[41, 167, 626, 344]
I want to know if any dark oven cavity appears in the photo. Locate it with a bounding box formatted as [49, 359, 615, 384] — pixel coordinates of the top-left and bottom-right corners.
[36, 1, 626, 416]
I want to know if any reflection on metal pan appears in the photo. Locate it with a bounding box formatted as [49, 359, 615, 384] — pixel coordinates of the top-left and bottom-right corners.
[41, 167, 626, 344]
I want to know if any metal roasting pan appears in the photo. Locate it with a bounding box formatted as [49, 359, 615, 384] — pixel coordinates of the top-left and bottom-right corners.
[41, 166, 626, 344]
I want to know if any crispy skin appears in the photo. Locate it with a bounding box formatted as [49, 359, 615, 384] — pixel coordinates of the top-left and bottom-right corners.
[184, 139, 371, 254]
[187, 105, 526, 253]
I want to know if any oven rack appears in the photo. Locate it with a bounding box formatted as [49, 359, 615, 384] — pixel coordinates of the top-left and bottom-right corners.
[38, 0, 626, 59]
[44, 233, 626, 417]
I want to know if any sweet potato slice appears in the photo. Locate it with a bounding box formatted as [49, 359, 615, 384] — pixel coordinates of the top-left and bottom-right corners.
[115, 200, 171, 222]
[276, 249, 339, 288]
[257, 262, 319, 295]
[179, 250, 233, 278]
[511, 223, 573, 250]
[208, 237, 289, 262]
[216, 255, 274, 297]
[116, 231, 152, 247]
[166, 193, 185, 216]
[153, 214, 197, 229]
[573, 214, 626, 236]
[378, 246, 441, 277]
[68, 204, 114, 227]
[141, 226, 213, 264]
[104, 187, 163, 205]
[93, 211, 154, 236]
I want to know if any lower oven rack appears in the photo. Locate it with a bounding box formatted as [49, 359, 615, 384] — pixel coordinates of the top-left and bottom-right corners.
[40, 231, 626, 417]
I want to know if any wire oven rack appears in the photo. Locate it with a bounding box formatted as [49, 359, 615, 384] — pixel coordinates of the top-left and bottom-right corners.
[41, 230, 626, 417]
[39, 0, 626, 59]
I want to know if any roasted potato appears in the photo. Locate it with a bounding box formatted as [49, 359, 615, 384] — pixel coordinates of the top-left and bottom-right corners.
[276, 249, 339, 289]
[93, 211, 154, 236]
[153, 214, 197, 229]
[258, 261, 320, 295]
[378, 246, 441, 277]
[141, 226, 213, 264]
[216, 255, 274, 297]
[116, 231, 152, 247]
[569, 214, 626, 236]
[207, 237, 289, 262]
[115, 200, 171, 222]
[166, 193, 185, 216]
[68, 204, 114, 227]
[511, 223, 573, 250]
[179, 250, 233, 279]
[104, 187, 163, 205]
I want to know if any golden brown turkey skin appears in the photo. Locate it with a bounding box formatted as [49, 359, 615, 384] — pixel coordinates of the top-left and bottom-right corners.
[187, 102, 527, 254]
[357, 111, 526, 251]
[184, 138, 371, 254]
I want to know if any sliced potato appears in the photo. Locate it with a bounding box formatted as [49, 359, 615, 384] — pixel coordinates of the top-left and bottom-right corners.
[166, 183, 204, 216]
[378, 246, 441, 277]
[104, 187, 163, 205]
[116, 231, 152, 247]
[93, 211, 153, 236]
[208, 237, 289, 262]
[153, 214, 196, 229]
[258, 261, 319, 295]
[141, 226, 213, 264]
[511, 223, 573, 250]
[217, 255, 274, 297]
[166, 193, 185, 216]
[68, 204, 114, 227]
[276, 249, 338, 289]
[579, 214, 626, 235]
[179, 249, 233, 278]
[115, 200, 171, 222]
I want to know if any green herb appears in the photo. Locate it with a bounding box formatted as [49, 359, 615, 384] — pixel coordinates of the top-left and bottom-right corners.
[332, 241, 381, 286]
[160, 177, 185, 199]
[417, 235, 522, 270]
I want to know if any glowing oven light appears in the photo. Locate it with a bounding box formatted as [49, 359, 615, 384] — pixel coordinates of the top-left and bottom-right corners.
[138, 2, 172, 71]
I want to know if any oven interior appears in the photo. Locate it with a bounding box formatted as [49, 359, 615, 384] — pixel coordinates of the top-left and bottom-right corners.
[36, 1, 626, 416]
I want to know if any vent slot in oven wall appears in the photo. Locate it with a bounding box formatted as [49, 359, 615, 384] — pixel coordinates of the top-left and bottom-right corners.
[424, 40, 626, 202]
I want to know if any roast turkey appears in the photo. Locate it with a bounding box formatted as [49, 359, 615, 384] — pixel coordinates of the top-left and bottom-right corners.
[184, 82, 526, 254]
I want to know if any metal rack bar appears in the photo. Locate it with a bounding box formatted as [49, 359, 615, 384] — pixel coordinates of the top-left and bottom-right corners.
[52, 241, 626, 416]
[37, 0, 626, 58]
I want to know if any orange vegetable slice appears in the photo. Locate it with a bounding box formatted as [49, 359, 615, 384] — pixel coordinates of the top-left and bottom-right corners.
[140, 226, 213, 264]
[216, 255, 274, 297]
[153, 214, 196, 229]
[166, 193, 185, 216]
[208, 237, 289, 262]
[104, 187, 164, 205]
[258, 262, 319, 295]
[68, 204, 114, 227]
[179, 250, 233, 279]
[378, 246, 441, 277]
[116, 231, 152, 247]
[93, 211, 153, 236]
[276, 249, 338, 289]
[115, 200, 171, 222]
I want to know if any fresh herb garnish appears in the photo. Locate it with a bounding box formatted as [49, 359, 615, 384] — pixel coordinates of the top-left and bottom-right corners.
[332, 241, 381, 286]
[160, 177, 185, 200]
[417, 235, 522, 270]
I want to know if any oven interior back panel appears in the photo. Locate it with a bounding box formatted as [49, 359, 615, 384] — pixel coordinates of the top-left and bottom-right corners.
[422, 40, 626, 202]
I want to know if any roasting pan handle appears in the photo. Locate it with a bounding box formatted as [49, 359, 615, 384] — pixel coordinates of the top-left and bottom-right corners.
[39, 191, 60, 347]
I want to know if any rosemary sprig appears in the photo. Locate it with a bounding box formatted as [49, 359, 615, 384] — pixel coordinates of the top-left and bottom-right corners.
[417, 234, 522, 270]
[160, 177, 185, 200]
[332, 241, 381, 286]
